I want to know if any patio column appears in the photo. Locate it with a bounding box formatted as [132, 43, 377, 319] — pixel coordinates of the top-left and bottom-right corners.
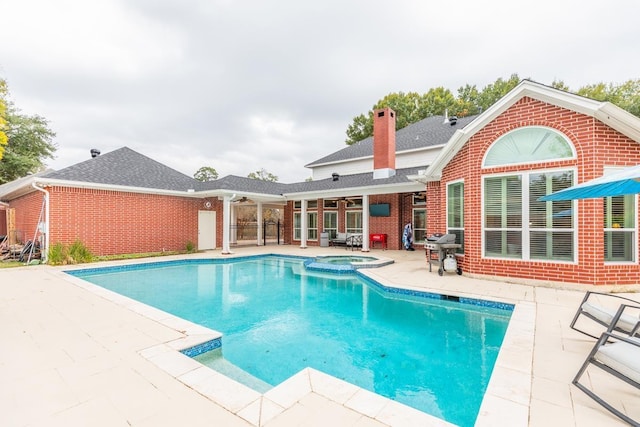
[231, 202, 238, 245]
[362, 194, 370, 252]
[222, 195, 233, 254]
[256, 201, 263, 245]
[300, 199, 307, 249]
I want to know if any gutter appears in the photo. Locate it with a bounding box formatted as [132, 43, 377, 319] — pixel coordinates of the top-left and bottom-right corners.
[31, 182, 49, 263]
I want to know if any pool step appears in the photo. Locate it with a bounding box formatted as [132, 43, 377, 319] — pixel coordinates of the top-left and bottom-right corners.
[194, 350, 273, 393]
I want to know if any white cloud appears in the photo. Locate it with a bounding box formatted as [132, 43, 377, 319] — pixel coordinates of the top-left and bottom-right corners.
[2, 0, 640, 183]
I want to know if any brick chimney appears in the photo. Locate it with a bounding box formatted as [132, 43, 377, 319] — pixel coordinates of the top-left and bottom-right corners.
[373, 107, 396, 179]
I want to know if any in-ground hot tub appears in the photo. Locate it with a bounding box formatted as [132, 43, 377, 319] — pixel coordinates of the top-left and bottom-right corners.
[304, 254, 394, 273]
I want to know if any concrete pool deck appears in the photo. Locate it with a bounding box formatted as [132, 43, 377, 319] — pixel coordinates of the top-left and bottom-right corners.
[1, 246, 638, 426]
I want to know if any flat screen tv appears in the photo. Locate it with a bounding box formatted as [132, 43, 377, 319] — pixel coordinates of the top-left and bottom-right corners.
[369, 203, 390, 217]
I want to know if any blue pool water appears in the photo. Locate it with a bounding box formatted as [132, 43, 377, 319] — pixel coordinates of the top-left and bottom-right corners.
[68, 256, 512, 427]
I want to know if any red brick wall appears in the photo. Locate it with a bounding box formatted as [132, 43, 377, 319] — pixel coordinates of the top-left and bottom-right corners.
[7, 191, 44, 244]
[0, 209, 7, 236]
[437, 97, 640, 285]
[369, 194, 403, 249]
[47, 187, 222, 256]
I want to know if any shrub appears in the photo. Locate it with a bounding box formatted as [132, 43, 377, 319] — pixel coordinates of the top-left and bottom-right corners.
[47, 242, 68, 265]
[185, 240, 196, 253]
[68, 240, 94, 264]
[47, 240, 93, 265]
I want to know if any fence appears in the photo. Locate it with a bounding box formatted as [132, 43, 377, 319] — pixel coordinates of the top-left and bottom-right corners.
[231, 220, 284, 246]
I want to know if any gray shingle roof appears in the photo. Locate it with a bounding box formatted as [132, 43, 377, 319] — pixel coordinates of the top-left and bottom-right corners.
[306, 114, 478, 167]
[31, 113, 465, 197]
[45, 147, 200, 192]
[283, 167, 423, 194]
[198, 175, 290, 195]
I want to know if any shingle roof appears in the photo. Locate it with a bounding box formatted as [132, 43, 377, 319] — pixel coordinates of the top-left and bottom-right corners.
[198, 175, 290, 195]
[283, 167, 423, 194]
[45, 147, 200, 192]
[17, 112, 467, 199]
[306, 114, 478, 167]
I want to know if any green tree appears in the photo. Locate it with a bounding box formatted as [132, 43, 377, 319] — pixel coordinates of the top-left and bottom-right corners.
[455, 83, 481, 116]
[344, 75, 522, 145]
[576, 79, 640, 117]
[473, 74, 521, 113]
[345, 113, 373, 145]
[247, 168, 278, 182]
[0, 79, 8, 160]
[194, 166, 218, 181]
[550, 79, 571, 91]
[0, 84, 56, 184]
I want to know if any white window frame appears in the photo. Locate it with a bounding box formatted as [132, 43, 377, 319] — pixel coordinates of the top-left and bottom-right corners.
[603, 167, 638, 264]
[307, 211, 318, 241]
[481, 167, 578, 263]
[412, 208, 427, 244]
[294, 211, 319, 241]
[293, 212, 301, 241]
[345, 210, 363, 234]
[323, 211, 338, 239]
[447, 179, 464, 253]
[483, 126, 577, 169]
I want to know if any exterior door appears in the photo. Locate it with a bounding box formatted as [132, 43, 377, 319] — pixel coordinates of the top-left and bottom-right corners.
[198, 210, 216, 250]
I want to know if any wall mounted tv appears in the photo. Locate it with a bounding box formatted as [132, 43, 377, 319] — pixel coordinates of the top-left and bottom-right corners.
[369, 203, 391, 217]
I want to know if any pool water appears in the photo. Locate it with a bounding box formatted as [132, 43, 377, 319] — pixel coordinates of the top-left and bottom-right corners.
[68, 256, 512, 427]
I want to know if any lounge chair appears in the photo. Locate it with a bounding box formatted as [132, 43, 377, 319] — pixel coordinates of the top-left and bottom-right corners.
[572, 329, 640, 425]
[570, 291, 640, 339]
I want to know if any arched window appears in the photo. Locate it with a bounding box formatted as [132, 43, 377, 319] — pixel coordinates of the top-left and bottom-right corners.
[484, 126, 574, 167]
[482, 127, 577, 262]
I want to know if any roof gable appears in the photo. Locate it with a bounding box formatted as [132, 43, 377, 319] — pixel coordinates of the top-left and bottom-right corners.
[423, 80, 640, 180]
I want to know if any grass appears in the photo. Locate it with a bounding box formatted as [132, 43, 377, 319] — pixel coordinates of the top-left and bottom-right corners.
[0, 250, 193, 268]
[0, 260, 25, 268]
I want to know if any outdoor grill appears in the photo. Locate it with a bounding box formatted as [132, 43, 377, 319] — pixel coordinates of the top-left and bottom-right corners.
[424, 233, 462, 276]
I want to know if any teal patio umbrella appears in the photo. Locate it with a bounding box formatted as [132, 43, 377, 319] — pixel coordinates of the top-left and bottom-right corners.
[540, 165, 640, 201]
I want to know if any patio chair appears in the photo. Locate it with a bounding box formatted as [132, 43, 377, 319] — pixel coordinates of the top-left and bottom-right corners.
[346, 233, 362, 251]
[570, 291, 640, 339]
[572, 330, 640, 426]
[331, 232, 347, 247]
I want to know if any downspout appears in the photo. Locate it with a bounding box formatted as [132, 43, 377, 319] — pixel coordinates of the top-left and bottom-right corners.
[31, 182, 49, 263]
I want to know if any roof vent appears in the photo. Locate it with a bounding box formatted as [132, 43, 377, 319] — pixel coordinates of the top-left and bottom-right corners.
[449, 116, 457, 126]
[332, 172, 339, 181]
[90, 148, 101, 158]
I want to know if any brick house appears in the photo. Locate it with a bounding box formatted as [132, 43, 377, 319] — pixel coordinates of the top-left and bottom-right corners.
[2, 80, 640, 285]
[414, 80, 640, 285]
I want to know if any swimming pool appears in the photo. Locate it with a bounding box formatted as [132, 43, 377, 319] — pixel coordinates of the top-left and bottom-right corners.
[68, 255, 513, 427]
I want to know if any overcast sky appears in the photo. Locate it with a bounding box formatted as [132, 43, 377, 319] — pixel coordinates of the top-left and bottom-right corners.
[1, 0, 639, 183]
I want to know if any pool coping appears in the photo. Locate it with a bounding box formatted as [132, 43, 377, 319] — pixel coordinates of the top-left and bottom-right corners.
[59, 254, 534, 427]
